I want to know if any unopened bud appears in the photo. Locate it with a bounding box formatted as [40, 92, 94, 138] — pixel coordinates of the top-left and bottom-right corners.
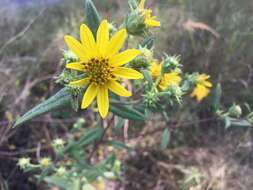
[125, 11, 146, 36]
[17, 157, 31, 170]
[228, 104, 242, 118]
[162, 55, 181, 74]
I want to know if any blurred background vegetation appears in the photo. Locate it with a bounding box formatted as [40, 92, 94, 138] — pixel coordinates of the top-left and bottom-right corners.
[0, 0, 253, 189]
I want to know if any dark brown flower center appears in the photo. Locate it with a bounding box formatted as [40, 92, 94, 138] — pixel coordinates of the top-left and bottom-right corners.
[83, 57, 115, 85]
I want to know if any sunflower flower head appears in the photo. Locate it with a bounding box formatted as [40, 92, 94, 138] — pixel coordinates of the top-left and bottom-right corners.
[138, 0, 161, 28]
[125, 0, 160, 35]
[190, 74, 212, 102]
[64, 20, 143, 118]
[150, 61, 181, 90]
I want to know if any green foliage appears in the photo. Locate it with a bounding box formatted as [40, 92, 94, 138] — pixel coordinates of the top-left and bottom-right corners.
[110, 103, 148, 121]
[85, 0, 101, 37]
[14, 87, 74, 127]
[211, 83, 222, 112]
[65, 126, 103, 152]
[9, 0, 253, 189]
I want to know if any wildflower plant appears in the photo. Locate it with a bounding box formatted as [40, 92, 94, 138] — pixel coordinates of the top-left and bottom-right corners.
[13, 0, 216, 189]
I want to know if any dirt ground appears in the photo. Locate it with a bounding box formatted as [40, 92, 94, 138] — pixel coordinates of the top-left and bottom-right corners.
[121, 116, 253, 190]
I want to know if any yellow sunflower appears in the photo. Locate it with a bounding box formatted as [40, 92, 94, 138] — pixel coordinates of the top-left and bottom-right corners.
[139, 0, 161, 28]
[190, 74, 212, 102]
[64, 20, 143, 118]
[150, 61, 181, 90]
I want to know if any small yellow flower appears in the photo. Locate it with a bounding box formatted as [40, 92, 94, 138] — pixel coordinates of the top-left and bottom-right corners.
[139, 0, 161, 28]
[191, 74, 212, 101]
[64, 20, 143, 118]
[150, 61, 181, 90]
[39, 157, 51, 167]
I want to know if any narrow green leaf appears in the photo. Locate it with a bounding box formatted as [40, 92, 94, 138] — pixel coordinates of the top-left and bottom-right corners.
[110, 104, 147, 121]
[212, 83, 222, 112]
[85, 0, 101, 37]
[161, 128, 170, 149]
[65, 126, 103, 151]
[109, 140, 131, 150]
[13, 87, 72, 127]
[115, 118, 125, 129]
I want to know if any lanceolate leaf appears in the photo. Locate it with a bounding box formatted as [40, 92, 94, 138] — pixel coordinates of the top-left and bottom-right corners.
[212, 83, 222, 112]
[65, 126, 103, 152]
[110, 104, 147, 121]
[85, 0, 101, 37]
[13, 87, 73, 127]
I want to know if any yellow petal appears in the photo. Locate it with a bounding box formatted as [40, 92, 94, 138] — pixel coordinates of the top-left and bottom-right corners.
[66, 62, 85, 72]
[145, 18, 161, 27]
[80, 24, 97, 52]
[202, 81, 212, 88]
[64, 35, 88, 61]
[113, 67, 144, 79]
[81, 83, 98, 109]
[139, 0, 145, 9]
[69, 78, 90, 87]
[108, 80, 132, 97]
[150, 62, 161, 78]
[198, 74, 210, 81]
[191, 84, 210, 102]
[106, 29, 127, 57]
[110, 49, 141, 67]
[97, 85, 109, 118]
[96, 20, 109, 55]
[159, 73, 181, 89]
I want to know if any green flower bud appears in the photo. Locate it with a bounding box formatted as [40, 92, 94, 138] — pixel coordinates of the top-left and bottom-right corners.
[165, 85, 183, 105]
[228, 104, 242, 118]
[161, 55, 182, 74]
[17, 157, 31, 170]
[125, 11, 146, 36]
[130, 48, 153, 69]
[141, 47, 153, 61]
[144, 86, 159, 110]
[52, 138, 65, 151]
